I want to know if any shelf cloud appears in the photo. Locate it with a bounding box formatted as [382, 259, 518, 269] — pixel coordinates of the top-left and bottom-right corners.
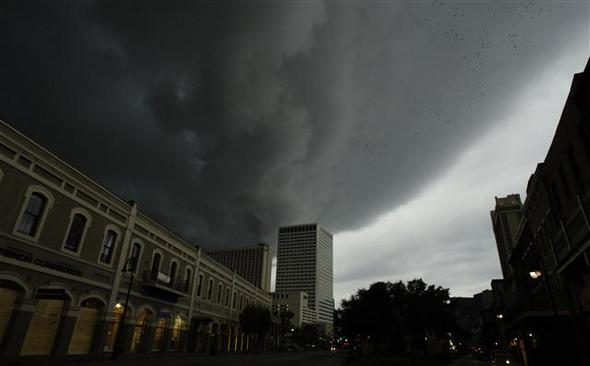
[1, 0, 588, 300]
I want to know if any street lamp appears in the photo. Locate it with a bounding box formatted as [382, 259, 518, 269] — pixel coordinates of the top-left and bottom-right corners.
[111, 256, 136, 360]
[527, 269, 557, 315]
[529, 271, 542, 280]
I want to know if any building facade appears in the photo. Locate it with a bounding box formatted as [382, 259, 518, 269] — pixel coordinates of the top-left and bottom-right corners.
[271, 292, 316, 328]
[276, 224, 334, 334]
[490, 194, 523, 280]
[493, 59, 590, 365]
[206, 244, 272, 292]
[0, 119, 271, 360]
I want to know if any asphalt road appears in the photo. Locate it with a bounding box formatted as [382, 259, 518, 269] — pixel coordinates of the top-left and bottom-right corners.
[5, 352, 347, 366]
[449, 356, 489, 366]
[196, 352, 347, 366]
[6, 352, 489, 366]
[160, 352, 347, 366]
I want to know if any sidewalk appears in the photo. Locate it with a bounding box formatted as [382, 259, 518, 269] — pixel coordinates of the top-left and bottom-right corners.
[3, 351, 344, 366]
[3, 352, 217, 366]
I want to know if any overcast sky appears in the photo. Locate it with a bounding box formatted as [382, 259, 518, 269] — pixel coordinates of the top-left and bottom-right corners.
[1, 1, 589, 305]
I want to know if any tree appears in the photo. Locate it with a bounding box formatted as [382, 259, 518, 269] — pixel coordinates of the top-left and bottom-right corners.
[340, 279, 452, 354]
[341, 282, 400, 352]
[239, 304, 271, 352]
[334, 309, 344, 340]
[293, 324, 321, 347]
[275, 309, 294, 326]
[273, 308, 294, 350]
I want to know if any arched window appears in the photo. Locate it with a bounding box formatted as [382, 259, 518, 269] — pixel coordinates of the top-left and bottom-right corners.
[99, 230, 118, 264]
[184, 268, 192, 292]
[130, 308, 153, 353]
[225, 288, 230, 306]
[239, 295, 243, 310]
[232, 291, 237, 309]
[151, 253, 161, 275]
[207, 279, 214, 301]
[104, 303, 125, 352]
[128, 243, 142, 272]
[16, 192, 48, 237]
[68, 297, 104, 354]
[196, 274, 204, 297]
[63, 213, 88, 252]
[170, 314, 185, 352]
[170, 261, 178, 283]
[217, 284, 223, 303]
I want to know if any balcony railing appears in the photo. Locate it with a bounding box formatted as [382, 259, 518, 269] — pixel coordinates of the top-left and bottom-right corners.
[142, 270, 190, 296]
[564, 205, 589, 249]
[553, 229, 569, 263]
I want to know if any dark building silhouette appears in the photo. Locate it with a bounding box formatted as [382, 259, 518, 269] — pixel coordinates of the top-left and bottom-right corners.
[493, 58, 590, 366]
[491, 194, 524, 280]
[451, 297, 478, 339]
[451, 286, 505, 354]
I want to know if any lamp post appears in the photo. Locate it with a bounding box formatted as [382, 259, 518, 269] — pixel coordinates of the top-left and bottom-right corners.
[527, 268, 564, 366]
[111, 257, 136, 360]
[527, 269, 558, 316]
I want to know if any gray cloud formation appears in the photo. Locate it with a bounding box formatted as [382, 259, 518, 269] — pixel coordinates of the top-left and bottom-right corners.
[1, 0, 588, 261]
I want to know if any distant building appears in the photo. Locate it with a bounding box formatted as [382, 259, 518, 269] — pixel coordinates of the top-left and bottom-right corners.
[276, 223, 334, 334]
[490, 194, 523, 279]
[272, 291, 317, 327]
[490, 279, 508, 317]
[450, 296, 478, 344]
[454, 287, 504, 352]
[206, 243, 272, 291]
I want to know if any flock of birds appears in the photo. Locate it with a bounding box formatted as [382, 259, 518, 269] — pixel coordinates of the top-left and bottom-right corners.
[349, 0, 566, 158]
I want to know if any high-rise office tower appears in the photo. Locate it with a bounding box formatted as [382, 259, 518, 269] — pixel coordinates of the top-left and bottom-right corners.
[276, 223, 334, 332]
[206, 243, 272, 291]
[490, 194, 523, 279]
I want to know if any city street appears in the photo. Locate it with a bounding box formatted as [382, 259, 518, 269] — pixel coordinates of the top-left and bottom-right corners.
[6, 352, 346, 366]
[345, 354, 489, 366]
[449, 357, 489, 366]
[4, 352, 491, 366]
[149, 352, 346, 366]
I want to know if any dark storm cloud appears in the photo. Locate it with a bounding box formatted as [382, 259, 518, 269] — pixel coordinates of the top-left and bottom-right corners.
[0, 0, 588, 251]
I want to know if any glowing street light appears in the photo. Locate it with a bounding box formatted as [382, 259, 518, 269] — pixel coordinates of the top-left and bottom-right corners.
[529, 270, 542, 279]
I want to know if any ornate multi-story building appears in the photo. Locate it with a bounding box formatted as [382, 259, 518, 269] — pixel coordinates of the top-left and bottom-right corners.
[0, 119, 271, 360]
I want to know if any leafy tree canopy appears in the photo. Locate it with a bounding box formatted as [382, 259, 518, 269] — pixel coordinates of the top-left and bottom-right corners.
[340, 279, 452, 346]
[239, 304, 272, 336]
